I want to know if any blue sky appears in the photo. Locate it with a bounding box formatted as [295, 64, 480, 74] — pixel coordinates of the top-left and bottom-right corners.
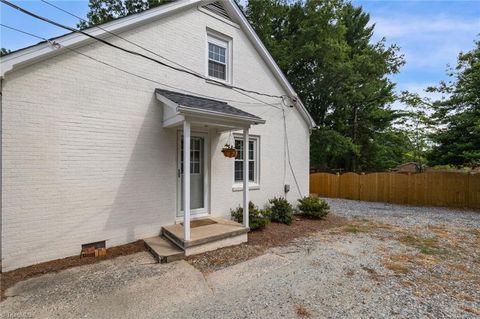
[352, 0, 479, 108]
[1, 0, 479, 109]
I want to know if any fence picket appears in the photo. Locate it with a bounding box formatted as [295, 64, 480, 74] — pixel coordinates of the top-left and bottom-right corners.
[310, 172, 480, 210]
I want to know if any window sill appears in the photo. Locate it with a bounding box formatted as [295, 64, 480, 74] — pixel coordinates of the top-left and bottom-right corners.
[205, 78, 232, 87]
[232, 183, 260, 192]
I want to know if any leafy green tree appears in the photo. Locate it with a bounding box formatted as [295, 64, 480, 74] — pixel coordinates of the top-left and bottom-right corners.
[426, 40, 480, 167]
[245, 0, 405, 171]
[79, 0, 408, 171]
[78, 0, 171, 29]
[1, 48, 11, 56]
[397, 91, 434, 168]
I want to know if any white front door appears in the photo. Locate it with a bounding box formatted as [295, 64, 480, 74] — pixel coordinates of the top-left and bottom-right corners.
[177, 132, 208, 217]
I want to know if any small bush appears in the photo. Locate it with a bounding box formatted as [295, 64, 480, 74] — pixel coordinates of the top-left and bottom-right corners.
[268, 197, 294, 225]
[297, 196, 330, 219]
[231, 201, 270, 230]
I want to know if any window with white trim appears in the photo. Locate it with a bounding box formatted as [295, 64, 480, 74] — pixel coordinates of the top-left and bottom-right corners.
[234, 137, 259, 183]
[207, 35, 229, 81]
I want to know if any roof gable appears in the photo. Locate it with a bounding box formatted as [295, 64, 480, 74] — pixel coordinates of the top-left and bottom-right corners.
[0, 0, 315, 128]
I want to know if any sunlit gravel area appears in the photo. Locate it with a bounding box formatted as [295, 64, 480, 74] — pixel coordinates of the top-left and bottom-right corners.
[324, 198, 480, 228]
[1, 200, 479, 318]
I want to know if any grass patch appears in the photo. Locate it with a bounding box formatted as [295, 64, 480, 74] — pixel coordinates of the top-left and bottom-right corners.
[344, 224, 364, 234]
[399, 235, 448, 255]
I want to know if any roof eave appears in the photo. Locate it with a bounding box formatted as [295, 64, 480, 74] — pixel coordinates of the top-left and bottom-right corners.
[177, 105, 266, 126]
[1, 0, 316, 129]
[224, 0, 316, 129]
[0, 0, 204, 78]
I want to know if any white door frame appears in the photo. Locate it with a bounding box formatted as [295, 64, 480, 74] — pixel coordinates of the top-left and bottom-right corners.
[176, 130, 210, 219]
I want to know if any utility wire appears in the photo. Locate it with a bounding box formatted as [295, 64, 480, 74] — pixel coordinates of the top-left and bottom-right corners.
[38, 0, 285, 110]
[2, 23, 301, 196]
[1, 0, 284, 100]
[39, 0, 204, 77]
[0, 24, 280, 107]
[282, 103, 302, 197]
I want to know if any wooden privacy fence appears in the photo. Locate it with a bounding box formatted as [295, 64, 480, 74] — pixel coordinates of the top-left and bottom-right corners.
[310, 172, 480, 210]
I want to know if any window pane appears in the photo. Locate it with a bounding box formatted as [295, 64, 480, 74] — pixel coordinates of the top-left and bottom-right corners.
[234, 161, 243, 181]
[208, 61, 226, 80]
[234, 138, 257, 183]
[208, 42, 226, 64]
[249, 161, 254, 182]
[249, 140, 254, 160]
[235, 140, 243, 159]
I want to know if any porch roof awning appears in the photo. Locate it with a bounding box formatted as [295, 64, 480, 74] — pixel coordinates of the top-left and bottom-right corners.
[155, 88, 266, 129]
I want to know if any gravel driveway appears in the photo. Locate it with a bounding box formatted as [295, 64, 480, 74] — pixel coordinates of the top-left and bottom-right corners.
[324, 198, 480, 228]
[1, 199, 479, 319]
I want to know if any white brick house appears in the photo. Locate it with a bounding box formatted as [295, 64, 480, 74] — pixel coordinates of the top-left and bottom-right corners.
[0, 0, 314, 271]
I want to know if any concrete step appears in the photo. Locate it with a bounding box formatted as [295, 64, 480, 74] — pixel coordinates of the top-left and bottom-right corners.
[144, 236, 185, 263]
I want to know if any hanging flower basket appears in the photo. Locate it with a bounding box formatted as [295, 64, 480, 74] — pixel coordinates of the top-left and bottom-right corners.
[221, 144, 237, 158]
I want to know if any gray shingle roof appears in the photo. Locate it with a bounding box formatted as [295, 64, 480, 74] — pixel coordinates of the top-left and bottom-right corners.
[155, 88, 263, 121]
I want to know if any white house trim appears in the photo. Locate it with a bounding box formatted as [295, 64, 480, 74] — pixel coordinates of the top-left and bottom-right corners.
[0, 0, 205, 76]
[155, 91, 266, 129]
[182, 120, 191, 240]
[0, 0, 315, 129]
[223, 1, 316, 129]
[242, 127, 249, 228]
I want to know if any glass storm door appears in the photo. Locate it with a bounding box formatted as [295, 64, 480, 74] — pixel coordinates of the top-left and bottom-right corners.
[177, 134, 206, 217]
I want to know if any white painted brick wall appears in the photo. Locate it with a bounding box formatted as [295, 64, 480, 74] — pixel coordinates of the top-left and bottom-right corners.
[1, 6, 310, 271]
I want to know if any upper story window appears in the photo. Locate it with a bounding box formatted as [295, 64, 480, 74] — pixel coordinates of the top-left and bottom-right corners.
[207, 34, 230, 82]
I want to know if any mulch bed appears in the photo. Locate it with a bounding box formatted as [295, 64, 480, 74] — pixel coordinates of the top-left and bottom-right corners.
[186, 214, 349, 273]
[1, 240, 147, 300]
[1, 215, 350, 300]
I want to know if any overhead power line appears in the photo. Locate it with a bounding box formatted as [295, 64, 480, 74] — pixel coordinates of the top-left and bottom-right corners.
[1, 0, 284, 100]
[1, 23, 301, 196]
[39, 0, 203, 76]
[38, 0, 282, 110]
[0, 24, 281, 107]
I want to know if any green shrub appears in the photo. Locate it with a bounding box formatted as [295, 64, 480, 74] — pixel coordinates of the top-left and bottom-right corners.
[297, 196, 330, 219]
[268, 197, 294, 225]
[230, 201, 270, 230]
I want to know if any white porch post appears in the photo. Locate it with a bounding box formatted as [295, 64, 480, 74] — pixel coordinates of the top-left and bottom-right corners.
[243, 127, 249, 228]
[183, 120, 191, 241]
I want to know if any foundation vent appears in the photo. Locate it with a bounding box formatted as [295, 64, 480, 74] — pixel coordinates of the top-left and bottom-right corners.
[81, 240, 106, 258]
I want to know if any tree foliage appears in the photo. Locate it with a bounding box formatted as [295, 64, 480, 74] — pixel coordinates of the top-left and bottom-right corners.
[80, 0, 413, 171]
[0, 48, 11, 56]
[396, 91, 434, 168]
[245, 0, 405, 171]
[78, 0, 172, 29]
[426, 40, 480, 167]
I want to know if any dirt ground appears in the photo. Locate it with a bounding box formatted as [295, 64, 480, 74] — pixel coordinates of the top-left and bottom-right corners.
[0, 240, 147, 300]
[1, 200, 479, 318]
[186, 214, 349, 272]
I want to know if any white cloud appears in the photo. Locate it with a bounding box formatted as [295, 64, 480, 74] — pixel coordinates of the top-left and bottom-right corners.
[371, 15, 479, 68]
[372, 16, 479, 39]
[389, 81, 448, 110]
